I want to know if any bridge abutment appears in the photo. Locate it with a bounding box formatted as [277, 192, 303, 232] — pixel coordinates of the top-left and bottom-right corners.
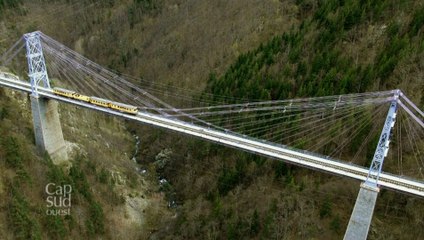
[344, 183, 379, 240]
[31, 95, 68, 161]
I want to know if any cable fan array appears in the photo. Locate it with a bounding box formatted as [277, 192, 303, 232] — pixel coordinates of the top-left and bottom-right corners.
[160, 92, 395, 160]
[389, 108, 424, 179]
[0, 32, 423, 181]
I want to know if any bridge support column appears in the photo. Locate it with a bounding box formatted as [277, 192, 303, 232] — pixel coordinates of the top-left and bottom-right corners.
[31, 95, 68, 161]
[344, 183, 379, 240]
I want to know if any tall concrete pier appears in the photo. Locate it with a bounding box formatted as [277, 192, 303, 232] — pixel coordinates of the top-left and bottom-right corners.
[344, 183, 379, 240]
[31, 95, 68, 160]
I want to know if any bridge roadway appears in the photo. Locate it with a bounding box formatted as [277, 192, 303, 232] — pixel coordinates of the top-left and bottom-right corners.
[1, 75, 423, 197]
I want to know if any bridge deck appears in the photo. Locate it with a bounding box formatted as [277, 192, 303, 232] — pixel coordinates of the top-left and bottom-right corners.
[1, 75, 423, 197]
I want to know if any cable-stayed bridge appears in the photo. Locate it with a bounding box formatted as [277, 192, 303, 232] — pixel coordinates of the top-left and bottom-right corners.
[1, 31, 423, 239]
[0, 75, 423, 197]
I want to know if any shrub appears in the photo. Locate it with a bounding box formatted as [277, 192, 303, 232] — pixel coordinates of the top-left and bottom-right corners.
[3, 136, 23, 169]
[97, 168, 109, 184]
[320, 197, 332, 218]
[8, 186, 41, 240]
[330, 215, 341, 233]
[250, 209, 260, 236]
[89, 201, 105, 234]
[409, 6, 424, 37]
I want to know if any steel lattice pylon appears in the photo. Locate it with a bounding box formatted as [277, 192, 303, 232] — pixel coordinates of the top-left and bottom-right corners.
[365, 90, 400, 187]
[24, 31, 50, 96]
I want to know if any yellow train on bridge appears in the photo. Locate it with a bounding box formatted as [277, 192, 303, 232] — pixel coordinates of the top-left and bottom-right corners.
[53, 87, 138, 115]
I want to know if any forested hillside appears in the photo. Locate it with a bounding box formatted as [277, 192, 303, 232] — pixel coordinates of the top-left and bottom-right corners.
[0, 0, 423, 239]
[0, 86, 170, 239]
[205, 0, 424, 103]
